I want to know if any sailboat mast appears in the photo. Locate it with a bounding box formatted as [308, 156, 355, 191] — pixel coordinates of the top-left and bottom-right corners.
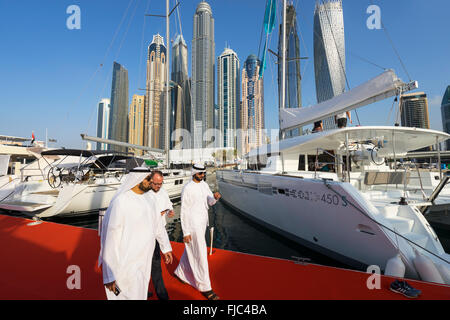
[280, 0, 286, 139]
[165, 0, 170, 168]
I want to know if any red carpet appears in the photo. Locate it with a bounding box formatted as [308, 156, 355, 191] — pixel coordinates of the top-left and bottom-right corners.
[0, 214, 448, 300]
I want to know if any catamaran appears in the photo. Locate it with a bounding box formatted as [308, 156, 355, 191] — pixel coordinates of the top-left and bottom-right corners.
[218, 69, 450, 284]
[217, 0, 450, 285]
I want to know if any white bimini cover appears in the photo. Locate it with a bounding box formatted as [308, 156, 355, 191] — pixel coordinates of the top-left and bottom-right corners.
[280, 70, 417, 130]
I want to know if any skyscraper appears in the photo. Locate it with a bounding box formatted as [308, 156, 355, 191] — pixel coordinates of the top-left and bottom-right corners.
[172, 34, 191, 134]
[96, 98, 110, 150]
[241, 55, 265, 155]
[400, 92, 431, 152]
[278, 3, 302, 137]
[109, 62, 129, 152]
[441, 86, 450, 150]
[145, 34, 167, 150]
[128, 94, 145, 155]
[400, 92, 430, 129]
[160, 82, 186, 150]
[192, 1, 215, 148]
[217, 48, 240, 149]
[313, 0, 346, 130]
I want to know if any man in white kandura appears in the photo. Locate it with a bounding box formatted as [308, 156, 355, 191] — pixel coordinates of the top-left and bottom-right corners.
[147, 170, 174, 300]
[98, 167, 173, 300]
[174, 163, 221, 300]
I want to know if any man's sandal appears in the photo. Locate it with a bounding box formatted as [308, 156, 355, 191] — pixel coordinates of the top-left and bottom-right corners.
[201, 290, 220, 300]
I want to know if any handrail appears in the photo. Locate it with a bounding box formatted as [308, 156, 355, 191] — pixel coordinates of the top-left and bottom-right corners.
[316, 148, 348, 181]
[412, 161, 427, 201]
[0, 176, 19, 190]
[323, 180, 449, 266]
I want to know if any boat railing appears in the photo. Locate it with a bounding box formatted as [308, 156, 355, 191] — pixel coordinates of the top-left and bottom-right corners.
[0, 176, 20, 190]
[315, 148, 349, 182]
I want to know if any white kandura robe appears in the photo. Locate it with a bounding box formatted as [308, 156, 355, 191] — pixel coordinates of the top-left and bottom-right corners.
[148, 187, 173, 226]
[99, 189, 172, 300]
[174, 179, 217, 292]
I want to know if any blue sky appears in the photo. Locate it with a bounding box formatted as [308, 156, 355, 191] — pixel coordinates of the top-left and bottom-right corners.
[0, 0, 449, 148]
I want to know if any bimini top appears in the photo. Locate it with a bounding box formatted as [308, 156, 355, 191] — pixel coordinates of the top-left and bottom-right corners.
[280, 70, 417, 130]
[40, 149, 127, 157]
[247, 126, 450, 158]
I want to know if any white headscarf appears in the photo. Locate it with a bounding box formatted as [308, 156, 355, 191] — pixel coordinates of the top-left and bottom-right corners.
[98, 167, 151, 267]
[110, 167, 152, 203]
[191, 163, 206, 176]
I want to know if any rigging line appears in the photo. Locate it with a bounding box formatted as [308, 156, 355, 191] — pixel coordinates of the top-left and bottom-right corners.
[294, 0, 311, 83]
[138, 0, 153, 89]
[63, 0, 135, 132]
[268, 32, 278, 110]
[63, 65, 102, 122]
[385, 97, 397, 126]
[369, 0, 411, 82]
[175, 0, 183, 36]
[115, 0, 141, 61]
[84, 71, 113, 144]
[381, 20, 412, 82]
[84, 0, 140, 139]
[325, 182, 449, 265]
[101, 0, 135, 65]
[349, 51, 386, 71]
[62, 5, 132, 123]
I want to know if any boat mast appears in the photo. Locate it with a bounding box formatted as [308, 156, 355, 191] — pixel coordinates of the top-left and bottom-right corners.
[165, 0, 170, 168]
[280, 0, 286, 140]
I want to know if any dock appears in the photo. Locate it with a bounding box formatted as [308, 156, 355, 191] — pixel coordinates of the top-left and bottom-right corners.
[0, 214, 448, 300]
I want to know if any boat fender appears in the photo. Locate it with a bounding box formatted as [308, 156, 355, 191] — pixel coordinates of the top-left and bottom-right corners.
[412, 248, 444, 284]
[384, 254, 405, 278]
[435, 263, 450, 285]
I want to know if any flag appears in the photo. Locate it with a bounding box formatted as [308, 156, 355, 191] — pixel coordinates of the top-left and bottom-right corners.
[259, 0, 276, 79]
[263, 0, 276, 33]
[31, 132, 35, 144]
[259, 42, 267, 80]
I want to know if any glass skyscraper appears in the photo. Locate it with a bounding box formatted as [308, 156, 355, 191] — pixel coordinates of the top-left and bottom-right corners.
[278, 3, 302, 137]
[109, 61, 129, 152]
[241, 55, 264, 155]
[441, 86, 450, 150]
[313, 0, 346, 130]
[217, 48, 240, 149]
[192, 1, 215, 148]
[96, 98, 110, 151]
[172, 34, 191, 135]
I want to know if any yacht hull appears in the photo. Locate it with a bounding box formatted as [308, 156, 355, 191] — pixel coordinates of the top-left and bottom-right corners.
[0, 174, 189, 218]
[217, 170, 420, 278]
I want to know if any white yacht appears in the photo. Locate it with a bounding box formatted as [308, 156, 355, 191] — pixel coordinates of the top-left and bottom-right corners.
[0, 149, 136, 218]
[217, 68, 450, 284]
[0, 148, 190, 218]
[0, 147, 81, 204]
